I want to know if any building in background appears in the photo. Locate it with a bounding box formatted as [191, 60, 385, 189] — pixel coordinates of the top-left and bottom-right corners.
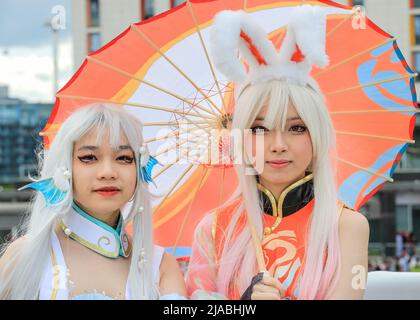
[71, 0, 185, 71]
[0, 86, 52, 183]
[0, 85, 52, 244]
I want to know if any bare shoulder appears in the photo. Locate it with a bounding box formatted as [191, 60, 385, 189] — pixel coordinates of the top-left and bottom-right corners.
[328, 208, 369, 299]
[339, 208, 370, 243]
[159, 251, 187, 297]
[160, 251, 179, 272]
[159, 251, 186, 282]
[340, 208, 369, 231]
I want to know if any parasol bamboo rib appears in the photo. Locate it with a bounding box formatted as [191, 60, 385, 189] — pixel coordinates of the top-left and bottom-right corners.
[86, 56, 219, 118]
[172, 166, 208, 255]
[130, 25, 224, 116]
[153, 163, 195, 216]
[143, 120, 212, 127]
[153, 135, 192, 158]
[314, 38, 395, 78]
[149, 128, 212, 157]
[326, 13, 354, 38]
[58, 92, 215, 134]
[146, 129, 185, 144]
[144, 120, 213, 136]
[336, 131, 416, 144]
[152, 147, 196, 180]
[145, 124, 211, 144]
[335, 157, 394, 182]
[186, 0, 227, 115]
[56, 94, 215, 121]
[153, 147, 202, 227]
[326, 73, 417, 96]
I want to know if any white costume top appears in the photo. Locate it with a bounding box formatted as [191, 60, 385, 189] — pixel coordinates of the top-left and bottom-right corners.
[39, 231, 164, 300]
[38, 204, 184, 300]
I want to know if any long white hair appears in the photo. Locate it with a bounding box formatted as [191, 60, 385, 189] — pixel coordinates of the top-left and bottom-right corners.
[216, 80, 341, 299]
[0, 104, 158, 300]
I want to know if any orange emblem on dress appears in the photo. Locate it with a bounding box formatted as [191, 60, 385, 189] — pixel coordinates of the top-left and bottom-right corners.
[214, 197, 314, 299]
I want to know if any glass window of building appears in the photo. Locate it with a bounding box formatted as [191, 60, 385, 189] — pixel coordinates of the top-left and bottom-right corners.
[414, 16, 420, 45]
[398, 111, 420, 170]
[88, 32, 102, 53]
[414, 52, 420, 80]
[404, 125, 420, 169]
[88, 0, 100, 27]
[142, 0, 155, 20]
[172, 0, 185, 7]
[352, 0, 364, 6]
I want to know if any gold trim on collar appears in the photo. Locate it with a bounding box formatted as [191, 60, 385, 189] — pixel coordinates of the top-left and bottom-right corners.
[120, 232, 132, 258]
[59, 222, 120, 258]
[257, 173, 314, 236]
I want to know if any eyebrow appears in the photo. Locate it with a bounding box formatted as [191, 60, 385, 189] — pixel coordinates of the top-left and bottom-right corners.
[77, 145, 133, 151]
[254, 116, 302, 121]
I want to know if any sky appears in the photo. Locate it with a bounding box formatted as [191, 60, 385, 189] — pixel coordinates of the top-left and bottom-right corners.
[0, 0, 73, 103]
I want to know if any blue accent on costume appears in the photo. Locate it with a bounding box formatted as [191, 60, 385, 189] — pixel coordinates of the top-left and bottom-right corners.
[72, 202, 125, 257]
[165, 246, 191, 257]
[18, 178, 68, 206]
[139, 155, 159, 186]
[72, 292, 114, 300]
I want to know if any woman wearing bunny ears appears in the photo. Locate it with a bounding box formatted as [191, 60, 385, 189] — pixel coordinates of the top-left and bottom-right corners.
[0, 104, 187, 300]
[185, 5, 369, 300]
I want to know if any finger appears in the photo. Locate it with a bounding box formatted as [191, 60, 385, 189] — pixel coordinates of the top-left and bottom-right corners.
[261, 274, 286, 296]
[251, 291, 281, 300]
[253, 283, 282, 296]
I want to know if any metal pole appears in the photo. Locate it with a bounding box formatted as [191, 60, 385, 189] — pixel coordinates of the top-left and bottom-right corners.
[52, 28, 59, 96]
[44, 20, 60, 100]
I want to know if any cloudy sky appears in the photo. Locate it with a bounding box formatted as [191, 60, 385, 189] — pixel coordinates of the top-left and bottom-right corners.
[0, 0, 73, 103]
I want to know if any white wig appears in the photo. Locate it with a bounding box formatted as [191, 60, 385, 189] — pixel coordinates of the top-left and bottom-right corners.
[0, 104, 158, 299]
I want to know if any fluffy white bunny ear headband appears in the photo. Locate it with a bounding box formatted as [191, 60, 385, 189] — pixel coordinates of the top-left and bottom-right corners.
[210, 5, 329, 93]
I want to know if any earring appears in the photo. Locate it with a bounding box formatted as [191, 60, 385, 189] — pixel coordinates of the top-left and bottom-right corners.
[18, 166, 71, 206]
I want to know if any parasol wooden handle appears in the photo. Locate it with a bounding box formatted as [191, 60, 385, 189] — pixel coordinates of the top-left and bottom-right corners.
[247, 216, 267, 273]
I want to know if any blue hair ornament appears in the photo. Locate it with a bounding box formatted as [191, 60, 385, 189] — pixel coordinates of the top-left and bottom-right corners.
[18, 167, 71, 206]
[139, 145, 160, 187]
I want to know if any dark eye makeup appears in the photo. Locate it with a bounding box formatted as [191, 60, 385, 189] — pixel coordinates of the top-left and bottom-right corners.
[77, 154, 134, 164]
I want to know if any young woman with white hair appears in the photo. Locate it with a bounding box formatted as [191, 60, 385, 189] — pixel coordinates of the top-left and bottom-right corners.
[0, 104, 187, 300]
[185, 5, 369, 300]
